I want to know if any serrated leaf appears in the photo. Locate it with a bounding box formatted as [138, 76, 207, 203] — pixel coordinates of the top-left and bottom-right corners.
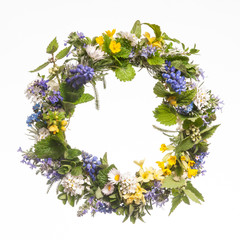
[62, 101, 75, 117]
[57, 165, 72, 175]
[56, 46, 71, 60]
[75, 93, 94, 104]
[130, 20, 141, 38]
[102, 35, 111, 54]
[29, 62, 50, 73]
[115, 64, 136, 82]
[186, 181, 204, 202]
[169, 195, 182, 215]
[65, 148, 81, 159]
[96, 164, 116, 188]
[60, 82, 84, 103]
[200, 124, 220, 140]
[153, 104, 177, 126]
[46, 37, 59, 54]
[176, 88, 197, 106]
[162, 176, 186, 189]
[147, 56, 165, 66]
[154, 81, 173, 97]
[143, 23, 161, 39]
[182, 195, 190, 205]
[115, 47, 132, 59]
[175, 136, 195, 153]
[184, 189, 201, 204]
[171, 60, 187, 74]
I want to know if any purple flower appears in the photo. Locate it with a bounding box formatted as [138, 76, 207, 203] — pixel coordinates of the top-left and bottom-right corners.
[48, 91, 63, 104]
[141, 45, 156, 58]
[77, 32, 85, 39]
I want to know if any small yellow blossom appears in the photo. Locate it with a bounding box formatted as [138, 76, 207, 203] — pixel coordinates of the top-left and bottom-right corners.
[137, 168, 154, 182]
[188, 160, 195, 167]
[163, 168, 171, 176]
[61, 126, 66, 131]
[109, 40, 121, 53]
[61, 120, 68, 126]
[133, 159, 145, 169]
[187, 168, 198, 178]
[152, 169, 164, 181]
[105, 29, 116, 38]
[48, 125, 59, 134]
[123, 183, 147, 205]
[168, 156, 177, 166]
[167, 96, 177, 106]
[180, 156, 186, 161]
[160, 144, 168, 153]
[96, 36, 104, 46]
[144, 32, 162, 48]
[156, 161, 165, 170]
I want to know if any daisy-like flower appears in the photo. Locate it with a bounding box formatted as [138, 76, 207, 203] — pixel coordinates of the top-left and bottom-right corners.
[85, 45, 105, 61]
[108, 168, 121, 184]
[194, 87, 210, 110]
[117, 31, 139, 46]
[38, 127, 50, 141]
[102, 182, 114, 195]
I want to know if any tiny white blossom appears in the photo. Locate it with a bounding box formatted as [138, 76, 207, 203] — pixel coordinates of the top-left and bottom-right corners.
[119, 172, 137, 195]
[117, 31, 139, 46]
[85, 45, 105, 61]
[194, 87, 210, 110]
[102, 183, 115, 195]
[38, 127, 50, 141]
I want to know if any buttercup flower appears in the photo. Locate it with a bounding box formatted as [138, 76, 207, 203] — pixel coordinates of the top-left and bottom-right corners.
[109, 40, 121, 53]
[96, 36, 104, 46]
[105, 29, 116, 38]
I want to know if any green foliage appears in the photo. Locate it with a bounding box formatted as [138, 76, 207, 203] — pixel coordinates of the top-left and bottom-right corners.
[57, 165, 72, 175]
[162, 175, 186, 189]
[34, 134, 67, 159]
[153, 81, 173, 97]
[46, 37, 59, 54]
[62, 101, 75, 117]
[175, 136, 195, 153]
[169, 195, 182, 215]
[65, 148, 81, 159]
[153, 104, 177, 126]
[58, 193, 67, 200]
[29, 62, 50, 73]
[200, 124, 220, 140]
[71, 166, 82, 176]
[183, 117, 204, 129]
[183, 189, 201, 204]
[60, 82, 84, 103]
[102, 35, 111, 54]
[176, 88, 197, 106]
[115, 64, 136, 82]
[130, 20, 141, 38]
[147, 56, 165, 66]
[74, 93, 94, 104]
[67, 194, 75, 207]
[143, 22, 161, 39]
[96, 164, 116, 188]
[186, 181, 204, 202]
[101, 152, 108, 166]
[56, 46, 71, 60]
[95, 187, 103, 199]
[162, 32, 181, 44]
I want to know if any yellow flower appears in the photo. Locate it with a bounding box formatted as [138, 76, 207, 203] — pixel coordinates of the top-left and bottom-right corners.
[180, 156, 186, 161]
[137, 168, 154, 182]
[152, 169, 164, 181]
[48, 125, 59, 134]
[105, 29, 116, 38]
[61, 126, 66, 131]
[61, 120, 68, 126]
[187, 168, 198, 178]
[167, 96, 177, 106]
[96, 36, 104, 46]
[168, 156, 177, 166]
[133, 159, 145, 169]
[163, 168, 171, 176]
[188, 160, 195, 167]
[143, 32, 162, 48]
[156, 161, 165, 170]
[123, 183, 146, 205]
[109, 40, 121, 53]
[160, 144, 168, 153]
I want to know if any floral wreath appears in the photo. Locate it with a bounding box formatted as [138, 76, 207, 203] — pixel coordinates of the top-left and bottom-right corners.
[19, 20, 223, 223]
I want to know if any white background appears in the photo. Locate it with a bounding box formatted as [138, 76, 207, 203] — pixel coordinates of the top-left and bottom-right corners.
[1, 0, 240, 239]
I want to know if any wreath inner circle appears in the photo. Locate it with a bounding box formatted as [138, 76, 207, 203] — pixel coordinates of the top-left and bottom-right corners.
[19, 20, 223, 223]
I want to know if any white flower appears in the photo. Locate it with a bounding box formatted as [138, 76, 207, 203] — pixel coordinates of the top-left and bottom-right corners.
[38, 127, 50, 141]
[108, 168, 121, 184]
[62, 173, 86, 196]
[117, 31, 139, 46]
[102, 183, 115, 195]
[194, 87, 210, 110]
[119, 172, 137, 195]
[85, 45, 105, 61]
[48, 79, 59, 91]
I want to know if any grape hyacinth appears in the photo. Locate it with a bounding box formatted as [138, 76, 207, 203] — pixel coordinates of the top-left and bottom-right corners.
[141, 45, 157, 58]
[162, 60, 186, 94]
[66, 64, 94, 89]
[81, 151, 101, 181]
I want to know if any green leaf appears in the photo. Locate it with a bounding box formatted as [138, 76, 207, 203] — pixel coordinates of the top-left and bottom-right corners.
[115, 47, 132, 59]
[153, 81, 173, 97]
[143, 23, 161, 39]
[65, 148, 81, 159]
[169, 195, 182, 215]
[57, 165, 72, 175]
[186, 181, 204, 202]
[74, 93, 94, 104]
[46, 37, 59, 54]
[58, 193, 67, 200]
[171, 60, 187, 74]
[58, 184, 64, 192]
[175, 136, 195, 153]
[102, 152, 108, 166]
[96, 164, 116, 188]
[95, 187, 103, 199]
[183, 117, 204, 129]
[184, 189, 201, 204]
[67, 194, 75, 207]
[56, 46, 71, 60]
[153, 104, 177, 126]
[60, 82, 84, 103]
[162, 32, 181, 44]
[129, 204, 134, 216]
[29, 62, 50, 73]
[115, 64, 136, 82]
[130, 20, 141, 38]
[62, 101, 75, 117]
[200, 124, 220, 140]
[162, 175, 186, 189]
[182, 195, 190, 205]
[147, 56, 165, 66]
[71, 166, 82, 176]
[176, 88, 197, 106]
[102, 35, 111, 54]
[34, 135, 67, 159]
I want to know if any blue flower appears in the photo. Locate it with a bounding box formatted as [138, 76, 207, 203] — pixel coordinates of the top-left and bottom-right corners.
[48, 91, 63, 104]
[162, 60, 186, 94]
[77, 32, 85, 39]
[93, 201, 115, 214]
[66, 64, 94, 89]
[26, 111, 42, 127]
[141, 45, 156, 59]
[176, 102, 194, 115]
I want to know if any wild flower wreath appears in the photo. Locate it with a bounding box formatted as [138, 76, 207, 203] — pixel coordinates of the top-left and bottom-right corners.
[19, 20, 223, 223]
